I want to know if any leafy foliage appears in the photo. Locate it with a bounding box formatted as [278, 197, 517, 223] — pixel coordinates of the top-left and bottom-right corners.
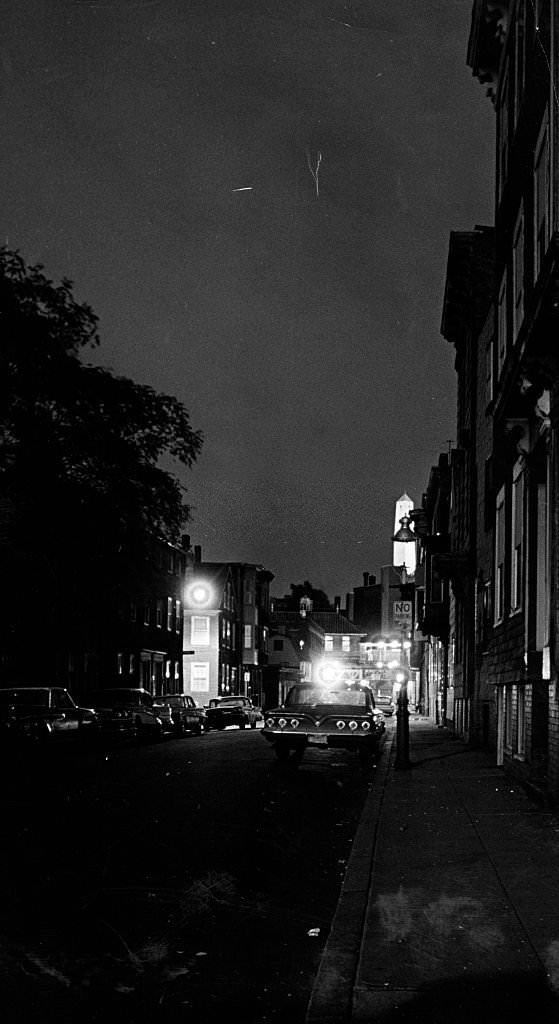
[0, 249, 203, 652]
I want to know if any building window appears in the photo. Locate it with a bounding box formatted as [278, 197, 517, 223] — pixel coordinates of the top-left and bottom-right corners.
[191, 662, 209, 692]
[342, 635, 350, 652]
[485, 334, 494, 408]
[129, 654, 135, 675]
[191, 615, 210, 646]
[244, 624, 253, 649]
[273, 637, 283, 651]
[117, 653, 124, 675]
[143, 603, 150, 626]
[482, 579, 492, 649]
[325, 635, 333, 652]
[534, 110, 550, 282]
[495, 487, 506, 623]
[498, 67, 509, 198]
[516, 686, 526, 757]
[175, 600, 181, 633]
[165, 659, 171, 679]
[504, 685, 513, 751]
[174, 661, 180, 680]
[536, 477, 550, 650]
[130, 601, 137, 623]
[514, 0, 526, 126]
[497, 270, 507, 375]
[156, 599, 163, 628]
[167, 597, 173, 631]
[512, 204, 524, 340]
[511, 461, 524, 613]
[430, 560, 443, 603]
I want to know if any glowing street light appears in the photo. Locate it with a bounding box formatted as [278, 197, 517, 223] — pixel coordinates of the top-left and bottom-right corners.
[185, 579, 214, 608]
[391, 516, 416, 770]
[314, 660, 343, 685]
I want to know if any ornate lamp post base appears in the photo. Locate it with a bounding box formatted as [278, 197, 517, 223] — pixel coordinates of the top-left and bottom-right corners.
[395, 683, 412, 769]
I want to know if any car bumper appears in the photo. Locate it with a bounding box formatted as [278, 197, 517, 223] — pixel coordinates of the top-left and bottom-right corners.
[262, 729, 379, 750]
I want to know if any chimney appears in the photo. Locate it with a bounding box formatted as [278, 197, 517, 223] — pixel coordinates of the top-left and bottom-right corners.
[181, 533, 191, 551]
[363, 572, 369, 587]
[194, 545, 202, 563]
[334, 595, 341, 612]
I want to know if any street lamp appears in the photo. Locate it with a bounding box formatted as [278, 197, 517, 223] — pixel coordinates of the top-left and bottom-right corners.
[391, 515, 415, 769]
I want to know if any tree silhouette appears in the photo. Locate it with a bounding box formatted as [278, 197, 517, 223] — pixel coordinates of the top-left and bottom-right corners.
[0, 249, 203, 674]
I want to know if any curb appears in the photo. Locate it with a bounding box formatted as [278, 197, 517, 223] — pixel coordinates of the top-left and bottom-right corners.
[305, 727, 397, 1024]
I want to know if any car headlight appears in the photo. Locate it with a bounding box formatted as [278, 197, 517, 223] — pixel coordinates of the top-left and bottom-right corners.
[278, 718, 287, 728]
[265, 717, 275, 728]
[336, 720, 346, 730]
[290, 719, 300, 728]
[361, 721, 371, 731]
[348, 720, 358, 731]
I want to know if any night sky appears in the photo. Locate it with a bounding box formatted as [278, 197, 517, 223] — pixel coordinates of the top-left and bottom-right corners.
[2, 0, 494, 600]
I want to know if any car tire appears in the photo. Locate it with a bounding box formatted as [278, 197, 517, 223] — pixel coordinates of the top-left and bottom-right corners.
[250, 720, 257, 729]
[239, 721, 246, 730]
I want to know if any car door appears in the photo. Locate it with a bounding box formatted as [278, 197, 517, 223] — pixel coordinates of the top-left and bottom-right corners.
[51, 690, 80, 733]
[183, 696, 199, 730]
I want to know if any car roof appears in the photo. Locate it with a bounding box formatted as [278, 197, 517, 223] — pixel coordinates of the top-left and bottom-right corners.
[97, 688, 150, 694]
[0, 686, 67, 691]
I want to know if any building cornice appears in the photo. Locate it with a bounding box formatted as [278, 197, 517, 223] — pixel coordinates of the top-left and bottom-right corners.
[467, 0, 510, 101]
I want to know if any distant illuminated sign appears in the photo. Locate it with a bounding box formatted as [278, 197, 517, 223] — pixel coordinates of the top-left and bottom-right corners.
[392, 600, 412, 628]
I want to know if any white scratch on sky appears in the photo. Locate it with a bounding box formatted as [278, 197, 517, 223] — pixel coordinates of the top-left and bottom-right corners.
[306, 149, 322, 199]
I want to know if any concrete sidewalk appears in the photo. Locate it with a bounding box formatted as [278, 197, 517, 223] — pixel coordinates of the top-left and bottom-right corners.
[306, 718, 559, 1023]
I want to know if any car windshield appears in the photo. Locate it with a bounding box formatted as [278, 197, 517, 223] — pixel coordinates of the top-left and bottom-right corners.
[0, 689, 50, 708]
[91, 691, 143, 706]
[285, 686, 369, 708]
[216, 699, 242, 707]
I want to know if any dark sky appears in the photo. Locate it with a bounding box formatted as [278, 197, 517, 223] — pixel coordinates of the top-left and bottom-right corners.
[2, 0, 494, 600]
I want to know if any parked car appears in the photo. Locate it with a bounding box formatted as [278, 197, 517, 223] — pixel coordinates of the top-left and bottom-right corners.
[156, 694, 206, 736]
[0, 686, 98, 744]
[374, 694, 395, 717]
[84, 691, 137, 742]
[205, 696, 262, 731]
[151, 699, 175, 736]
[261, 682, 384, 765]
[85, 688, 165, 741]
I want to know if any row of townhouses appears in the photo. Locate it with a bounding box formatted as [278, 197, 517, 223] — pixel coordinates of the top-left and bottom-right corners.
[406, 0, 559, 806]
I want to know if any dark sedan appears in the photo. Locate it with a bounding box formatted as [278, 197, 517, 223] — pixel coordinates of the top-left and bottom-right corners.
[157, 694, 206, 736]
[85, 691, 137, 742]
[0, 686, 98, 744]
[262, 682, 384, 766]
[205, 696, 262, 731]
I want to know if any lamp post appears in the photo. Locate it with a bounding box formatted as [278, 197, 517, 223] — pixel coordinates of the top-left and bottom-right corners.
[392, 515, 415, 770]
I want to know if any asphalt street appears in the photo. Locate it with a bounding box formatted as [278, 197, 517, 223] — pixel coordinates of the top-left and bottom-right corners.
[1, 725, 384, 1022]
